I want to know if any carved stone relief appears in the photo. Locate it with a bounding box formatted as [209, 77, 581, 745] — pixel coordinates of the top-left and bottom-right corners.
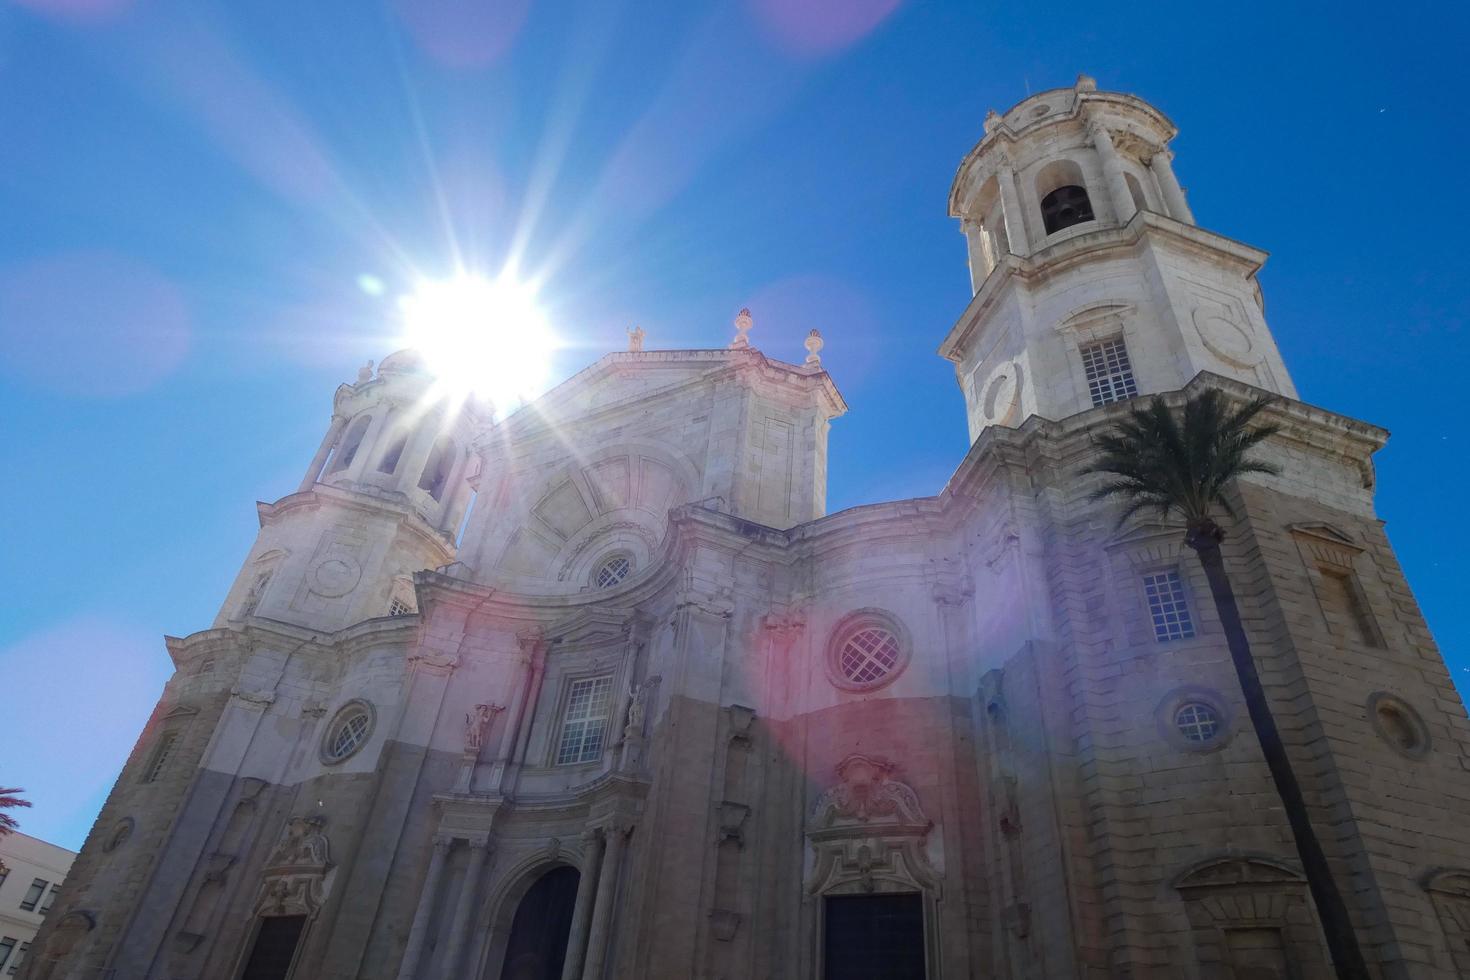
[806, 755, 939, 897]
[253, 816, 334, 918]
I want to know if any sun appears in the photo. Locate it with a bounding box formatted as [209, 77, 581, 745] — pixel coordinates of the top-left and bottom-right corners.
[397, 273, 557, 409]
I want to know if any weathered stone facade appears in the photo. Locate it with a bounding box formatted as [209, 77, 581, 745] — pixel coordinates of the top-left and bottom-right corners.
[24, 78, 1470, 980]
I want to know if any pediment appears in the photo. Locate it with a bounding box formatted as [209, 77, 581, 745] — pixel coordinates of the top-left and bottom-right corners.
[1173, 854, 1305, 891]
[1288, 522, 1362, 568]
[1104, 522, 1188, 566]
[1288, 522, 1360, 549]
[548, 607, 633, 650]
[162, 703, 200, 722]
[1423, 868, 1470, 898]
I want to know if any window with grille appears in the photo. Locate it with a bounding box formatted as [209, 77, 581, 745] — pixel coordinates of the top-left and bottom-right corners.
[388, 596, 414, 617]
[555, 676, 614, 766]
[593, 555, 632, 589]
[323, 704, 373, 764]
[1174, 702, 1221, 743]
[143, 731, 180, 783]
[1144, 570, 1195, 641]
[1081, 337, 1138, 407]
[18, 879, 46, 912]
[837, 627, 903, 687]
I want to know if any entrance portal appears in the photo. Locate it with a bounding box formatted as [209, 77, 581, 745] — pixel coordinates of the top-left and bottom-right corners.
[239, 914, 306, 980]
[500, 866, 580, 980]
[823, 892, 925, 980]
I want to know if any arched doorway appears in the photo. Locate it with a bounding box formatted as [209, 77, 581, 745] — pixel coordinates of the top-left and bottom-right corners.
[500, 866, 579, 980]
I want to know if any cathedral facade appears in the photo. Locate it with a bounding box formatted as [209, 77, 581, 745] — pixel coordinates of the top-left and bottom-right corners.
[25, 78, 1470, 979]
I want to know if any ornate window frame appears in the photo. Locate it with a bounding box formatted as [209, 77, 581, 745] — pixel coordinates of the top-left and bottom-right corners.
[825, 609, 911, 693]
[319, 700, 375, 766]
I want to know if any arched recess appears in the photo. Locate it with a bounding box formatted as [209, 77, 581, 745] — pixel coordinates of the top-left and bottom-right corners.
[1034, 159, 1094, 235]
[474, 854, 583, 980]
[489, 441, 701, 588]
[1172, 854, 1328, 978]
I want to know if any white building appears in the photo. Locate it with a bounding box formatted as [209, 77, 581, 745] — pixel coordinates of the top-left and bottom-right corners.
[0, 832, 75, 977]
[22, 76, 1470, 980]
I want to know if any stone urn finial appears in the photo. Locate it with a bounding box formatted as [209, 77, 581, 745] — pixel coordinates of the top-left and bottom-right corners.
[804, 329, 824, 367]
[730, 308, 753, 349]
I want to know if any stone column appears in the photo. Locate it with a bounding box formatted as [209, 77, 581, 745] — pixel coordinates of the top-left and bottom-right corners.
[441, 837, 492, 976]
[1150, 150, 1194, 224]
[346, 408, 393, 482]
[397, 412, 444, 494]
[299, 416, 345, 492]
[1090, 121, 1136, 224]
[961, 219, 988, 292]
[396, 834, 453, 980]
[580, 824, 630, 980]
[490, 630, 546, 791]
[995, 158, 1030, 255]
[559, 830, 605, 980]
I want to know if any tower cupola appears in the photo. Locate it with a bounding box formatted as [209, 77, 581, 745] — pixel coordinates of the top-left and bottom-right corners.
[215, 351, 487, 631]
[941, 75, 1298, 442]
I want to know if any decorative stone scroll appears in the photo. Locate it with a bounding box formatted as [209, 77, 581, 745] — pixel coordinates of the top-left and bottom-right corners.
[806, 755, 939, 897]
[254, 816, 333, 918]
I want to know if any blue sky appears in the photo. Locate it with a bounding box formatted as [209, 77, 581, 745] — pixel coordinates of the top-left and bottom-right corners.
[1, 0, 1466, 850]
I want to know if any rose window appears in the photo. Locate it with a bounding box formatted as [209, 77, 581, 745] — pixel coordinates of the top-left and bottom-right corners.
[838, 627, 902, 686]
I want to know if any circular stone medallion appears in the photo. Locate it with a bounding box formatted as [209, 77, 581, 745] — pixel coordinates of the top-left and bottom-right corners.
[311, 556, 362, 597]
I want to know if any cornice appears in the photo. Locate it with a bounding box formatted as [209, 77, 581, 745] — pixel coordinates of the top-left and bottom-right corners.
[256, 484, 456, 555]
[938, 210, 1270, 362]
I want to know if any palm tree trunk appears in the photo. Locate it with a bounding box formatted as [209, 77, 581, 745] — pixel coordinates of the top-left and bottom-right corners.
[1186, 521, 1371, 980]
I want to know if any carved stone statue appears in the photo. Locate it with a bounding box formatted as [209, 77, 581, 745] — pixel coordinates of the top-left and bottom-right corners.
[627, 326, 645, 352]
[624, 675, 661, 739]
[356, 359, 374, 383]
[464, 703, 502, 754]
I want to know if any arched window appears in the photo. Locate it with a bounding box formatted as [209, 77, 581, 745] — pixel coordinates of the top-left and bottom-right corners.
[327, 415, 372, 474]
[417, 437, 456, 501]
[1040, 185, 1095, 234]
[377, 432, 407, 474]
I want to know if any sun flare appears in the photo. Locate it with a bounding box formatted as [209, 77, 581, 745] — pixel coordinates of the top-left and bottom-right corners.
[397, 273, 557, 410]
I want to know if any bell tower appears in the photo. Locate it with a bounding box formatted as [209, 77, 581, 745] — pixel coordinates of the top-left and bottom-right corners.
[215, 349, 486, 632]
[941, 74, 1298, 441]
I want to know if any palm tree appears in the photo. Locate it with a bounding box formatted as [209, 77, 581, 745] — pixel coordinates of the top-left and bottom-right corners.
[0, 786, 31, 838]
[1087, 389, 1369, 980]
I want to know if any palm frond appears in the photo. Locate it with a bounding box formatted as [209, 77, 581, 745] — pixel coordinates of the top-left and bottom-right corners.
[1084, 389, 1280, 531]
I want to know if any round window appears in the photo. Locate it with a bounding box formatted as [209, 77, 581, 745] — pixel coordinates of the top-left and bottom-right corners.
[593, 554, 632, 589]
[1367, 692, 1430, 760]
[321, 701, 375, 764]
[1174, 702, 1221, 743]
[826, 612, 910, 692]
[1156, 687, 1232, 753]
